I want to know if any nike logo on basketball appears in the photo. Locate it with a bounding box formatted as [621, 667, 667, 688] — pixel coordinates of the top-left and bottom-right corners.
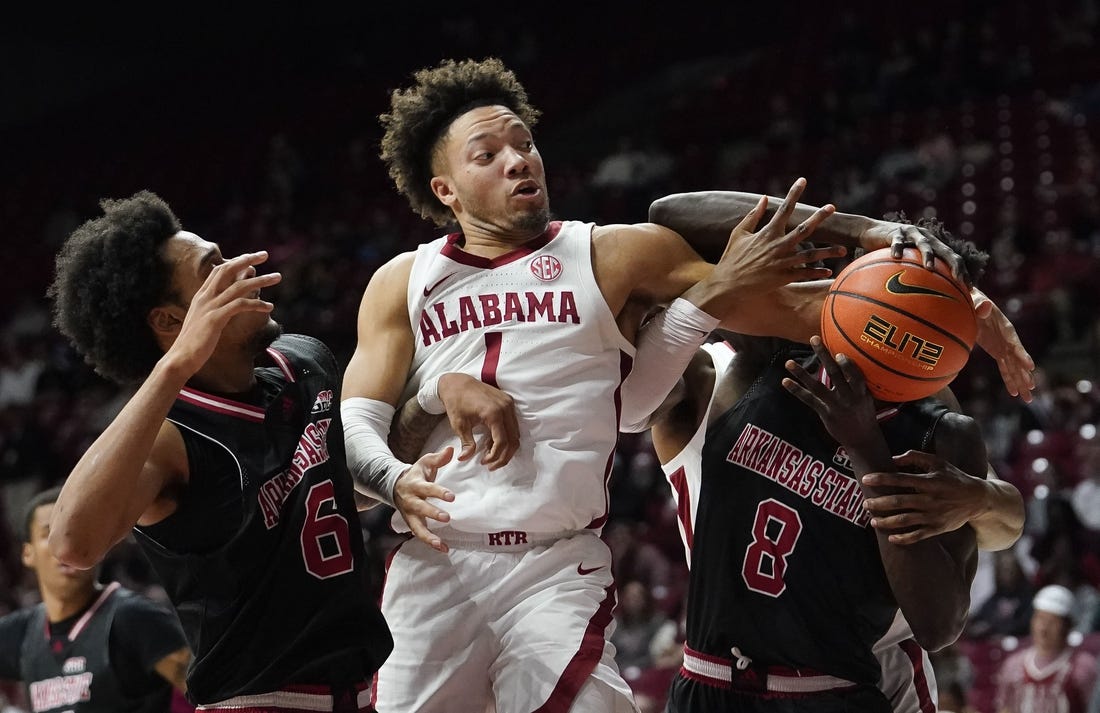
[423, 272, 457, 297]
[577, 564, 602, 576]
[884, 271, 952, 299]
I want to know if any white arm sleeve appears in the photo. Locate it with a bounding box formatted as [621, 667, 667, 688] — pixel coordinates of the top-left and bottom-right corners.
[341, 397, 410, 508]
[620, 298, 719, 433]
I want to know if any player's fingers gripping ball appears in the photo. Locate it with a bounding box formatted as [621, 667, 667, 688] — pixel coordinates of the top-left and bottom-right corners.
[820, 247, 976, 402]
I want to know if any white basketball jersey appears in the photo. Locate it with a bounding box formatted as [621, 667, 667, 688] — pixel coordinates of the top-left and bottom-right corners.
[659, 341, 735, 568]
[400, 221, 635, 533]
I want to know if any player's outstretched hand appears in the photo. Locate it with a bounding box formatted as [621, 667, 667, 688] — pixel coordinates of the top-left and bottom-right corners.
[862, 450, 986, 545]
[782, 336, 878, 448]
[437, 373, 520, 470]
[860, 221, 966, 281]
[971, 288, 1036, 403]
[394, 447, 455, 553]
[709, 178, 844, 299]
[166, 251, 281, 376]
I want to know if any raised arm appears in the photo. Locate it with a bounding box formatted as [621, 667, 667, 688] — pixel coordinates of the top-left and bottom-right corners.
[783, 338, 977, 651]
[649, 190, 960, 271]
[599, 180, 843, 328]
[50, 252, 278, 569]
[651, 190, 1037, 402]
[616, 181, 844, 430]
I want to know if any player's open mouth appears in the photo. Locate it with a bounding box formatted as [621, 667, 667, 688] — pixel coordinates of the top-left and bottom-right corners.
[512, 181, 540, 197]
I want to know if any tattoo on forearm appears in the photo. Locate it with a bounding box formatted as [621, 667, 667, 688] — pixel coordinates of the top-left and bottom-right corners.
[389, 399, 445, 462]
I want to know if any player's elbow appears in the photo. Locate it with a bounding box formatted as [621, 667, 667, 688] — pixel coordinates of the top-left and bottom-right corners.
[910, 598, 970, 652]
[648, 195, 671, 224]
[648, 193, 691, 224]
[48, 529, 103, 570]
[48, 508, 111, 570]
[913, 620, 965, 653]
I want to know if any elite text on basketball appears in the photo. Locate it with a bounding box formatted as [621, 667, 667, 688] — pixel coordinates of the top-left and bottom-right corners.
[860, 314, 945, 369]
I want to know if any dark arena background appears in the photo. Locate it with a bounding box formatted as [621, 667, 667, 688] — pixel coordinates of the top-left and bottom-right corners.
[1, 4, 1099, 711]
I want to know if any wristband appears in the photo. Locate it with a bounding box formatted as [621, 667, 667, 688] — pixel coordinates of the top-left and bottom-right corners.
[416, 374, 447, 415]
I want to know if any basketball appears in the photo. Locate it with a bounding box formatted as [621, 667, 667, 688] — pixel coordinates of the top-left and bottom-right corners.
[820, 247, 977, 403]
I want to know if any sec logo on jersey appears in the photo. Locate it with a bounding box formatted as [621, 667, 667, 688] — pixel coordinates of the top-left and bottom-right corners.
[530, 255, 563, 282]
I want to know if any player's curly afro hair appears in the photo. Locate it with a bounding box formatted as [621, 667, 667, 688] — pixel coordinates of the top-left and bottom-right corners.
[380, 57, 541, 227]
[883, 212, 990, 285]
[48, 191, 182, 385]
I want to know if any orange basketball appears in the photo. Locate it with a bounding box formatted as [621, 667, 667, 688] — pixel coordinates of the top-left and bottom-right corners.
[819, 247, 977, 403]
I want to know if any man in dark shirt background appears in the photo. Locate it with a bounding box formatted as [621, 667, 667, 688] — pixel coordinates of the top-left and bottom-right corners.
[0, 487, 189, 712]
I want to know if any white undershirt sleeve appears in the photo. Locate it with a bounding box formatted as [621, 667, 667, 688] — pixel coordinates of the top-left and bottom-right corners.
[340, 397, 411, 508]
[619, 298, 719, 433]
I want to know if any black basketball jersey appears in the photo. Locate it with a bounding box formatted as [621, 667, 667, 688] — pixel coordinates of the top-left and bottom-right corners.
[686, 346, 948, 686]
[133, 334, 392, 705]
[16, 584, 171, 713]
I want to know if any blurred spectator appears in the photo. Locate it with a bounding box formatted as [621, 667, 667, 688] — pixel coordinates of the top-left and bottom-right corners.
[648, 603, 686, 672]
[995, 585, 1098, 713]
[969, 549, 1036, 639]
[1028, 493, 1095, 590]
[940, 679, 977, 713]
[932, 642, 976, 701]
[604, 521, 671, 596]
[611, 580, 668, 676]
[0, 340, 45, 409]
[1072, 428, 1100, 531]
[590, 137, 672, 190]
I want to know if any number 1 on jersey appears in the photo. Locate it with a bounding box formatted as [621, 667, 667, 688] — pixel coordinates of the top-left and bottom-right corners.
[742, 499, 803, 597]
[482, 331, 502, 387]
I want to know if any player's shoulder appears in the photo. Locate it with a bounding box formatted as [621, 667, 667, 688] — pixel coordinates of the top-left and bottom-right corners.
[111, 588, 171, 618]
[592, 221, 681, 246]
[592, 222, 691, 277]
[359, 251, 418, 313]
[109, 589, 187, 653]
[268, 334, 338, 375]
[0, 605, 37, 636]
[371, 250, 418, 286]
[110, 588, 183, 635]
[931, 409, 983, 449]
[936, 410, 981, 437]
[0, 606, 37, 674]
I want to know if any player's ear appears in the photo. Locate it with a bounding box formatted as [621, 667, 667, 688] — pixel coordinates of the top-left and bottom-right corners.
[431, 176, 458, 209]
[21, 541, 35, 569]
[148, 305, 185, 338]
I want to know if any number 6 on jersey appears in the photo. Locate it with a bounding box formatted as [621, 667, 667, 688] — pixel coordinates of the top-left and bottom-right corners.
[300, 480, 354, 579]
